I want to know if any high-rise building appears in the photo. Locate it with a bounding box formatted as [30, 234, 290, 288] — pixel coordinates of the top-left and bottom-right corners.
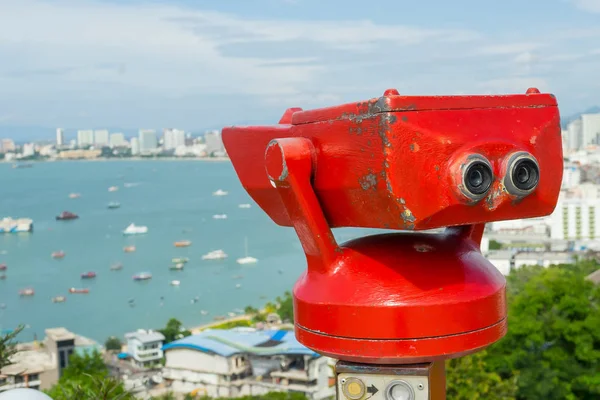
[582, 113, 600, 147]
[0, 139, 15, 152]
[94, 130, 109, 147]
[110, 133, 126, 148]
[566, 119, 582, 151]
[138, 130, 157, 153]
[204, 130, 224, 155]
[77, 130, 94, 148]
[131, 137, 140, 155]
[22, 143, 35, 158]
[163, 129, 186, 150]
[56, 128, 64, 147]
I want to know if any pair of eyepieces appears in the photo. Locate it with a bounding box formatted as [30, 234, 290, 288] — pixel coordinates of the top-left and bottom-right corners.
[462, 152, 539, 200]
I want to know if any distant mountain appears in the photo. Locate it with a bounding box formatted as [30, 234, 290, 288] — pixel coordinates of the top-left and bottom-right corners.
[561, 106, 600, 128]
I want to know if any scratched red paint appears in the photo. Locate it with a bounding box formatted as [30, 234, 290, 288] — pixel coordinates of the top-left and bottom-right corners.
[223, 89, 563, 364]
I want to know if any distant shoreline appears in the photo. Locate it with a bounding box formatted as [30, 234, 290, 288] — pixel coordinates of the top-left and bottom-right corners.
[3, 157, 230, 163]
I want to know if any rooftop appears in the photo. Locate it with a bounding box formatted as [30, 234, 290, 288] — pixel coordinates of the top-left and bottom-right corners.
[125, 329, 165, 343]
[0, 347, 54, 376]
[45, 327, 75, 342]
[162, 328, 319, 358]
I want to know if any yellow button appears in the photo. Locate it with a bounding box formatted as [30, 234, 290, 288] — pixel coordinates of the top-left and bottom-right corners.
[347, 382, 362, 396]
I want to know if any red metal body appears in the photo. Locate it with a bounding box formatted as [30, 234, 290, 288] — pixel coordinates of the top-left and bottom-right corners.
[223, 89, 563, 364]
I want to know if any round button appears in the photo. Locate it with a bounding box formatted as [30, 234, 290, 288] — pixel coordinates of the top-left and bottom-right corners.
[342, 377, 366, 400]
[385, 380, 415, 400]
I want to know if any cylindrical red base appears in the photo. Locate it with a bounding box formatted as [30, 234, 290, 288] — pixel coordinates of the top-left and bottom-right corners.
[293, 232, 507, 363]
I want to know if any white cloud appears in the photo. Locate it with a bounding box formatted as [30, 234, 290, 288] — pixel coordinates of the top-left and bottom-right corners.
[572, 0, 600, 12]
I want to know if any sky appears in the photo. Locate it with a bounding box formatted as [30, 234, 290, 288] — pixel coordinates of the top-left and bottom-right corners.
[0, 0, 600, 136]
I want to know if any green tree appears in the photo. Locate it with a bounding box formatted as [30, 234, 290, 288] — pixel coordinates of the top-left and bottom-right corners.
[104, 336, 123, 351]
[158, 318, 192, 344]
[487, 265, 600, 399]
[446, 350, 517, 399]
[45, 350, 134, 399]
[489, 240, 503, 250]
[0, 325, 23, 369]
[274, 291, 293, 322]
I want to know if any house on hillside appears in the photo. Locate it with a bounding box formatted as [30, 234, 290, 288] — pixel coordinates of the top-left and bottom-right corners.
[124, 329, 165, 368]
[162, 328, 334, 400]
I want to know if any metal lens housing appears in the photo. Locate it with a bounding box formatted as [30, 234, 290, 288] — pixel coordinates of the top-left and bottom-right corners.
[461, 155, 493, 201]
[385, 380, 415, 400]
[504, 152, 540, 196]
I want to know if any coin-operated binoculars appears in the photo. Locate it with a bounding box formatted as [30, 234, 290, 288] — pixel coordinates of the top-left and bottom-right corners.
[223, 88, 563, 400]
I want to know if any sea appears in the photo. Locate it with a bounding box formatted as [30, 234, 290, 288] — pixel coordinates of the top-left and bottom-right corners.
[0, 160, 366, 343]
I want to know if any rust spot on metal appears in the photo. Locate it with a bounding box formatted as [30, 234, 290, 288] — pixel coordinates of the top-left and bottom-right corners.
[530, 135, 537, 144]
[434, 165, 440, 171]
[410, 143, 420, 152]
[359, 173, 378, 190]
[401, 115, 408, 122]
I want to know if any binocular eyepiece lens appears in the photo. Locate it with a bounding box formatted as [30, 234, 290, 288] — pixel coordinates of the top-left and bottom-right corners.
[512, 159, 539, 191]
[465, 161, 493, 196]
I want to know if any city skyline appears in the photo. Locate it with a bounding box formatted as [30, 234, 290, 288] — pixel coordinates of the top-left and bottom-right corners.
[1, 0, 600, 135]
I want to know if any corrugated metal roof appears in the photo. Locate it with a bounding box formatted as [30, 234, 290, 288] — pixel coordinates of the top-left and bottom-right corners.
[162, 328, 319, 357]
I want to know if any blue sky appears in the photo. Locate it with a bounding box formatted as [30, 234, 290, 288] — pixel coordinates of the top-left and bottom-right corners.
[1, 0, 599, 135]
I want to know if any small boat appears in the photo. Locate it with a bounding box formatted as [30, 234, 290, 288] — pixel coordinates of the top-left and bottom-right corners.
[110, 262, 123, 271]
[56, 211, 79, 221]
[133, 272, 152, 281]
[107, 202, 121, 209]
[69, 288, 89, 294]
[81, 272, 96, 279]
[202, 249, 228, 260]
[200, 310, 208, 315]
[19, 288, 34, 296]
[0, 274, 6, 280]
[235, 283, 242, 289]
[174, 240, 192, 248]
[0, 263, 6, 271]
[124, 182, 139, 188]
[212, 214, 227, 220]
[68, 193, 81, 199]
[108, 186, 119, 192]
[123, 246, 136, 253]
[227, 312, 236, 317]
[170, 280, 180, 286]
[123, 223, 148, 235]
[212, 189, 228, 196]
[171, 257, 189, 264]
[52, 296, 66, 303]
[52, 251, 66, 259]
[238, 204, 251, 209]
[12, 163, 33, 169]
[169, 263, 184, 271]
[236, 237, 258, 265]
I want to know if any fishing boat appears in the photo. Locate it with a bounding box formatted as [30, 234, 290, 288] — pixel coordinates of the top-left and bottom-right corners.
[107, 202, 121, 209]
[81, 272, 96, 279]
[202, 249, 228, 260]
[236, 237, 258, 265]
[170, 280, 180, 286]
[19, 288, 34, 296]
[174, 240, 191, 248]
[169, 263, 184, 271]
[0, 263, 6, 271]
[212, 189, 228, 196]
[56, 211, 79, 221]
[110, 262, 123, 271]
[123, 223, 148, 235]
[69, 288, 89, 294]
[68, 193, 81, 199]
[133, 272, 152, 281]
[108, 186, 119, 192]
[171, 257, 189, 264]
[51, 251, 65, 259]
[123, 245, 136, 253]
[52, 296, 66, 303]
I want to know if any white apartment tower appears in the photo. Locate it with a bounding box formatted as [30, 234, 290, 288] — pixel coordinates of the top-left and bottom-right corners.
[94, 130, 109, 147]
[163, 129, 186, 150]
[138, 130, 157, 153]
[131, 137, 140, 155]
[110, 133, 126, 148]
[581, 113, 600, 147]
[566, 119, 583, 151]
[77, 130, 94, 148]
[56, 128, 64, 147]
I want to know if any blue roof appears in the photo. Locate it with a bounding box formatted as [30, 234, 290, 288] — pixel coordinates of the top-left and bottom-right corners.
[162, 329, 319, 357]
